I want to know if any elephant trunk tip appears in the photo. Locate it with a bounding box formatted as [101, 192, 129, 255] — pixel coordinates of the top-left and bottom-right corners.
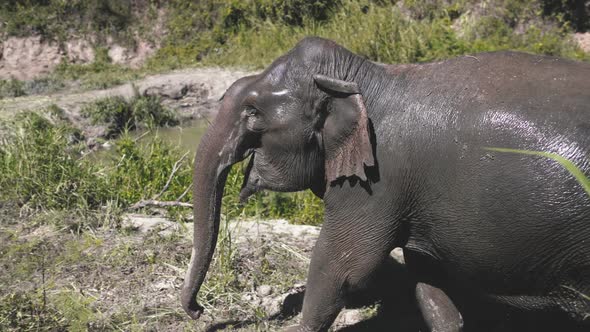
[181, 292, 204, 320]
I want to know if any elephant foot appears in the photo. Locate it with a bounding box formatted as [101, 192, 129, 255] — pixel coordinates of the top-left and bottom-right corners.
[283, 325, 315, 332]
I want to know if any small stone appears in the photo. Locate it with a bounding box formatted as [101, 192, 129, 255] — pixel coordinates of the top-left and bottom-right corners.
[261, 296, 282, 317]
[152, 279, 173, 291]
[333, 309, 364, 327]
[241, 293, 255, 302]
[257, 285, 273, 297]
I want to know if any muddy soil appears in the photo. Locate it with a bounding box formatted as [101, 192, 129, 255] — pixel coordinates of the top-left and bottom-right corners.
[0, 205, 421, 332]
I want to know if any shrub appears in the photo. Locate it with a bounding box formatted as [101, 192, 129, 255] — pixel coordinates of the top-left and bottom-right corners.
[81, 95, 178, 138]
[0, 113, 111, 210]
[52, 58, 141, 90]
[0, 0, 136, 39]
[0, 78, 26, 99]
[181, 0, 588, 68]
[542, 0, 589, 31]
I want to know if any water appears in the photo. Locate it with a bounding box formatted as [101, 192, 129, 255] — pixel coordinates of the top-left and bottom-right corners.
[91, 119, 210, 161]
[138, 119, 210, 155]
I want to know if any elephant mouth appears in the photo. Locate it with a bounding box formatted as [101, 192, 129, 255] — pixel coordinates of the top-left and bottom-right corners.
[239, 153, 260, 204]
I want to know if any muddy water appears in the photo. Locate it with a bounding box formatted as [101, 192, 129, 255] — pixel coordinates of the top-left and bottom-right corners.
[138, 119, 210, 155]
[92, 119, 210, 161]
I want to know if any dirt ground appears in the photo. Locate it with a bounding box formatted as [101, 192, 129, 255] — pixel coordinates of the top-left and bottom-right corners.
[0, 203, 424, 331]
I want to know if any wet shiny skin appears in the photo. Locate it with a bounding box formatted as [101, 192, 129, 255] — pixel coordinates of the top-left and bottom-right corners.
[182, 37, 590, 331]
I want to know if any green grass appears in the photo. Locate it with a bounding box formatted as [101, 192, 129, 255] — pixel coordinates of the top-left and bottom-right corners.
[153, 0, 589, 69]
[0, 113, 110, 212]
[0, 112, 324, 225]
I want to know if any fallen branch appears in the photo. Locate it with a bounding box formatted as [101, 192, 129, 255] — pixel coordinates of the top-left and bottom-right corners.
[129, 184, 193, 211]
[129, 199, 193, 210]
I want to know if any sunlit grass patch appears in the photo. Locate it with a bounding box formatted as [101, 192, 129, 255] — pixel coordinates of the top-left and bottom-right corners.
[0, 112, 324, 226]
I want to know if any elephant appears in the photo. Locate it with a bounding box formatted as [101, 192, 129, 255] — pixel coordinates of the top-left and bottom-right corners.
[181, 37, 590, 331]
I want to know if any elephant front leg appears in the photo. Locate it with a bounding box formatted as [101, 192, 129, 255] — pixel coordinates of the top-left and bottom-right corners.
[290, 219, 397, 331]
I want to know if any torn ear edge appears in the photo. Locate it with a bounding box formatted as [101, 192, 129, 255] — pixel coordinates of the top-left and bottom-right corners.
[324, 93, 375, 183]
[313, 75, 375, 183]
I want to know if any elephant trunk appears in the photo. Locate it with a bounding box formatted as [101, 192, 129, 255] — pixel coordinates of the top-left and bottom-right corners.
[180, 120, 234, 320]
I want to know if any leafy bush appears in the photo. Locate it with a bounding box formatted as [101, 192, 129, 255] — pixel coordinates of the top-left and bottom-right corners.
[23, 77, 66, 96]
[0, 78, 26, 99]
[0, 0, 136, 39]
[542, 0, 589, 31]
[52, 58, 141, 90]
[81, 95, 178, 138]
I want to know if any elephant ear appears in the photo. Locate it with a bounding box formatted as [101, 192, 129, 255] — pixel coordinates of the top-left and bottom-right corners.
[314, 74, 375, 183]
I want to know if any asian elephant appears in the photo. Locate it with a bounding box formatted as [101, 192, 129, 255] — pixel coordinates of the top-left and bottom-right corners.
[181, 37, 590, 331]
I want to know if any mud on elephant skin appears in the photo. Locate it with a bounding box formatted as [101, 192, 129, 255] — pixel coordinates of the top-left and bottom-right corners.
[181, 36, 590, 331]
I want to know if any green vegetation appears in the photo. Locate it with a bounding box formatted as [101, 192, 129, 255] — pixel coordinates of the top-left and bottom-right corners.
[0, 0, 142, 42]
[0, 53, 141, 99]
[151, 0, 589, 69]
[0, 202, 309, 331]
[81, 94, 178, 138]
[1, 1, 588, 97]
[0, 78, 26, 99]
[51, 59, 143, 91]
[0, 111, 323, 225]
[0, 113, 107, 212]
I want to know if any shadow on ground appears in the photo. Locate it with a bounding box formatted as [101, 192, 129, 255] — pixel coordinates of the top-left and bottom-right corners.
[204, 256, 424, 332]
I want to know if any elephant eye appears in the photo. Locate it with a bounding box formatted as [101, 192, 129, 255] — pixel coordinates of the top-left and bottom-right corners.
[245, 106, 258, 117]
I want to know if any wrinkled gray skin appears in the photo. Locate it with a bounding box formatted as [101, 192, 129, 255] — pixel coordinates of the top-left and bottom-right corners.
[181, 37, 590, 331]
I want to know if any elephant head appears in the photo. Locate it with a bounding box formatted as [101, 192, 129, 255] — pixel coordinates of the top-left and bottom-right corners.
[181, 37, 375, 319]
